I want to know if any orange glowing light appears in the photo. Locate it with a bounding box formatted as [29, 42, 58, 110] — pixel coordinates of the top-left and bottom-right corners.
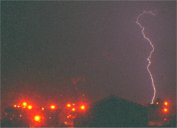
[71, 108, 76, 112]
[164, 101, 168, 106]
[27, 105, 32, 110]
[41, 107, 45, 110]
[67, 103, 71, 108]
[163, 108, 168, 113]
[22, 102, 27, 107]
[34, 115, 41, 122]
[50, 105, 56, 109]
[80, 105, 85, 110]
[13, 104, 17, 108]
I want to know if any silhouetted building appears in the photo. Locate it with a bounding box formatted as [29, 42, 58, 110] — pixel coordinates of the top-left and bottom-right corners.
[75, 96, 148, 127]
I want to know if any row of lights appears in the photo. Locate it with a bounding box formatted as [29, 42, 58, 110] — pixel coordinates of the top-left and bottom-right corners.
[14, 102, 33, 110]
[66, 103, 86, 112]
[13, 101, 87, 124]
[14, 102, 86, 110]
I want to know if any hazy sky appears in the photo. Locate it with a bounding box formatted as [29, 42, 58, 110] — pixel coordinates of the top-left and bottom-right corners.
[2, 1, 176, 108]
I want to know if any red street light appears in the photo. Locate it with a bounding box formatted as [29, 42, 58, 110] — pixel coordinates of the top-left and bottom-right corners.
[164, 101, 168, 106]
[71, 107, 76, 112]
[34, 115, 41, 122]
[27, 105, 32, 110]
[50, 105, 56, 110]
[80, 105, 86, 111]
[163, 108, 168, 113]
[66, 103, 71, 108]
[22, 102, 27, 108]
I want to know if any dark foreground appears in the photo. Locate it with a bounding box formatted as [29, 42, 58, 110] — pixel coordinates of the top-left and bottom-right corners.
[1, 96, 176, 127]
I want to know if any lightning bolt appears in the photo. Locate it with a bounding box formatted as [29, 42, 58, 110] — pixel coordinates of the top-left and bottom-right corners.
[136, 11, 156, 104]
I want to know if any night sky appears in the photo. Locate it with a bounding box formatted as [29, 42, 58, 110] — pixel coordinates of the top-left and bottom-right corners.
[2, 1, 176, 108]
